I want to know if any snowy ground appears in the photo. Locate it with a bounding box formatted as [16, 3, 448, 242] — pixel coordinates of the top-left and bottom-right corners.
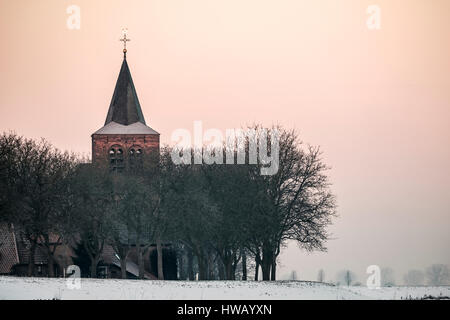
[0, 276, 449, 300]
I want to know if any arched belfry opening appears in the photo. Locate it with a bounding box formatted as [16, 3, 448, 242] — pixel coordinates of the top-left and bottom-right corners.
[109, 145, 125, 172]
[129, 145, 144, 170]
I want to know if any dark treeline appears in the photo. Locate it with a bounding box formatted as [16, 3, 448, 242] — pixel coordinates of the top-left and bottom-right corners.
[0, 125, 337, 281]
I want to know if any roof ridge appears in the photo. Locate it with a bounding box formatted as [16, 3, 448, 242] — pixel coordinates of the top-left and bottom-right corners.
[93, 121, 159, 135]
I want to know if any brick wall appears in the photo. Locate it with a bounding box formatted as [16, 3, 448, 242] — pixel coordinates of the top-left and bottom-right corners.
[92, 134, 160, 165]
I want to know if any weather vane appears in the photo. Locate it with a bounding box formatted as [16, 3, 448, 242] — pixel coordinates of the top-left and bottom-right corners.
[120, 28, 130, 58]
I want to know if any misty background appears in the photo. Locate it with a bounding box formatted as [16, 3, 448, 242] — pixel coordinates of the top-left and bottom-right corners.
[0, 0, 449, 284]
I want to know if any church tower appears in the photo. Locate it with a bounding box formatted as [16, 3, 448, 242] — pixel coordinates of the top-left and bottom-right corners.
[91, 32, 159, 170]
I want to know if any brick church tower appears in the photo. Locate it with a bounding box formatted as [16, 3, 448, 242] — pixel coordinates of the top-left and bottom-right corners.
[91, 39, 159, 170]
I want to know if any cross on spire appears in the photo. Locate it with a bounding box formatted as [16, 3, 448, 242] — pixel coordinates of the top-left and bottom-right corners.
[120, 28, 130, 58]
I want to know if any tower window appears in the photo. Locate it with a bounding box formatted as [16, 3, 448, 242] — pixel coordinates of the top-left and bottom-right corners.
[109, 145, 125, 172]
[129, 145, 143, 170]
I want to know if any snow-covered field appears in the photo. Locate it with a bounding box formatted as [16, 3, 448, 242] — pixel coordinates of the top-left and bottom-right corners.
[0, 276, 449, 300]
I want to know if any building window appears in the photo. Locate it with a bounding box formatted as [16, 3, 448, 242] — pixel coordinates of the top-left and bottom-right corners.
[109, 145, 125, 172]
[129, 145, 143, 170]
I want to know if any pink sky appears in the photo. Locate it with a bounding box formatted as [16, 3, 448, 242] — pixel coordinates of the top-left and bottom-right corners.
[1, 0, 449, 282]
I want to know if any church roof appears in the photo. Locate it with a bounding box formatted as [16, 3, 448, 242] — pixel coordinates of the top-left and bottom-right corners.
[0, 223, 19, 274]
[105, 58, 146, 126]
[93, 121, 159, 135]
[94, 55, 159, 135]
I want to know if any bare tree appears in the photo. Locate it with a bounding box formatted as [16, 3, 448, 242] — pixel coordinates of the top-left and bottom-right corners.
[426, 264, 450, 286]
[0, 133, 78, 277]
[70, 165, 114, 278]
[337, 270, 356, 286]
[162, 126, 336, 281]
[201, 161, 250, 280]
[0, 133, 20, 225]
[317, 269, 325, 282]
[164, 162, 219, 280]
[116, 174, 160, 279]
[105, 145, 164, 280]
[403, 269, 425, 286]
[381, 267, 396, 287]
[254, 261, 260, 281]
[244, 126, 337, 280]
[241, 248, 248, 280]
[290, 270, 298, 280]
[109, 174, 134, 279]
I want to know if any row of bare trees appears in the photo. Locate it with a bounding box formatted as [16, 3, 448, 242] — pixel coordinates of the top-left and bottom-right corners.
[0, 133, 77, 277]
[159, 126, 337, 280]
[404, 265, 450, 286]
[0, 125, 337, 280]
[314, 265, 450, 286]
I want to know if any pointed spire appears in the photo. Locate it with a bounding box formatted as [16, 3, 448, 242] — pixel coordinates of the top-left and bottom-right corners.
[104, 56, 146, 126]
[93, 30, 159, 136]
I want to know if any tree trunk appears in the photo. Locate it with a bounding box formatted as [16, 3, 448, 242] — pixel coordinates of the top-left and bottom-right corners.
[120, 256, 127, 279]
[137, 245, 145, 279]
[114, 244, 129, 279]
[261, 245, 273, 281]
[218, 259, 225, 280]
[198, 260, 206, 280]
[27, 240, 37, 277]
[254, 261, 259, 281]
[197, 253, 208, 280]
[47, 253, 55, 278]
[178, 250, 185, 280]
[261, 260, 271, 281]
[232, 259, 238, 280]
[208, 252, 215, 280]
[242, 249, 247, 280]
[187, 249, 194, 280]
[90, 258, 98, 278]
[156, 236, 164, 280]
[270, 258, 276, 281]
[225, 259, 233, 280]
